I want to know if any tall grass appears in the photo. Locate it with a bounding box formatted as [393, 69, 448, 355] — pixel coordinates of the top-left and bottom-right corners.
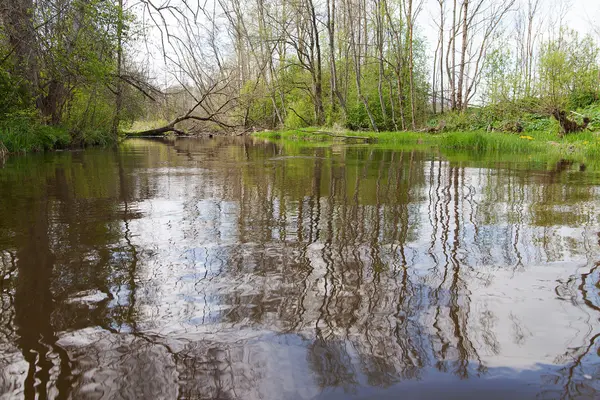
[255, 129, 551, 152]
[0, 113, 71, 152]
[439, 131, 546, 153]
[253, 128, 600, 168]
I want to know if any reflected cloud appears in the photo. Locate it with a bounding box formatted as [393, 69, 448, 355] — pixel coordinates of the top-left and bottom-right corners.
[0, 138, 599, 399]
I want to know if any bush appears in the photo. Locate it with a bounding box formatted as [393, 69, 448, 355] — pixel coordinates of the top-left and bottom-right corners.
[0, 111, 71, 152]
[62, 87, 122, 147]
[284, 98, 314, 129]
[346, 103, 371, 130]
[0, 67, 30, 117]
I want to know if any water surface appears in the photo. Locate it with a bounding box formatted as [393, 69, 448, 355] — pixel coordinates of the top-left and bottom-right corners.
[1, 137, 599, 399]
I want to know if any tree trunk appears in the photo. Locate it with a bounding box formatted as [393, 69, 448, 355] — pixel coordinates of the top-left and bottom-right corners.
[376, 0, 387, 124]
[0, 0, 40, 104]
[112, 0, 124, 139]
[439, 0, 445, 113]
[327, 0, 346, 116]
[406, 0, 416, 128]
[457, 0, 469, 111]
[308, 0, 325, 125]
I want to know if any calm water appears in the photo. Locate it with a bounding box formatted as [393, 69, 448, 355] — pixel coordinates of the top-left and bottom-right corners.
[0, 137, 599, 399]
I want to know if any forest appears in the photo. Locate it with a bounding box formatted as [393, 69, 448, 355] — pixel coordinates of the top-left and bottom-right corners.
[0, 0, 599, 153]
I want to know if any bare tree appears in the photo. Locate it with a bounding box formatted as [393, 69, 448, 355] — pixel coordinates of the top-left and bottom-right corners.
[443, 0, 516, 111]
[133, 0, 241, 133]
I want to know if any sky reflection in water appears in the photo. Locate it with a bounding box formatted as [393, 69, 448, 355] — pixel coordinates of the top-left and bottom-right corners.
[0, 137, 599, 399]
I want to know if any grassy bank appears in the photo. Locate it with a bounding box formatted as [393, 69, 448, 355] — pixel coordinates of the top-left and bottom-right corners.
[0, 113, 120, 153]
[0, 114, 71, 153]
[253, 128, 600, 168]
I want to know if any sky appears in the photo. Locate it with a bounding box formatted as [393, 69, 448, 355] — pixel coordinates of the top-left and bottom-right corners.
[131, 0, 600, 88]
[565, 0, 600, 33]
[418, 0, 600, 52]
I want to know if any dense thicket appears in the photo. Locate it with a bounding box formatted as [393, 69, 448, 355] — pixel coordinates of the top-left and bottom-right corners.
[0, 0, 151, 151]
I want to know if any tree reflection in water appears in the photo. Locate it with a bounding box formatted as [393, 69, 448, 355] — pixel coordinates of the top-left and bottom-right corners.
[0, 138, 599, 399]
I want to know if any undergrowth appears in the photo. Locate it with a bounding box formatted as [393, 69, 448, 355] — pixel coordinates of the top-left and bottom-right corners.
[0, 112, 71, 152]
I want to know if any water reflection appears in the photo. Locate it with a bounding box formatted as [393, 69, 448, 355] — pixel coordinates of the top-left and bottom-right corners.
[0, 138, 599, 399]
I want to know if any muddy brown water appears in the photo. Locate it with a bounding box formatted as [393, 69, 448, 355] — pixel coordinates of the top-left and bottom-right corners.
[0, 137, 599, 399]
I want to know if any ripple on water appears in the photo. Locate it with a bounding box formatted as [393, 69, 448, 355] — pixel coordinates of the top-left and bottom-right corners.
[0, 137, 599, 399]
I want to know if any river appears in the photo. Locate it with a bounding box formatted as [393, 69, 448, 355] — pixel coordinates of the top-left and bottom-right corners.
[0, 137, 599, 399]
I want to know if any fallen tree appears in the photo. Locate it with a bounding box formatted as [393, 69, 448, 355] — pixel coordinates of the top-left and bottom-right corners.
[127, 77, 238, 137]
[127, 105, 235, 136]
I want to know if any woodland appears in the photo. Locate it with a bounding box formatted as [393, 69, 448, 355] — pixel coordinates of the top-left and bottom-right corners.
[0, 0, 599, 153]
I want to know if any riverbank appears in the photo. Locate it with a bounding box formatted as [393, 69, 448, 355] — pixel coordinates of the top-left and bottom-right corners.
[0, 114, 118, 154]
[253, 128, 600, 169]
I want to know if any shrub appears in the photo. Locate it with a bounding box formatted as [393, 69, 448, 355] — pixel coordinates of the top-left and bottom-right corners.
[0, 111, 70, 152]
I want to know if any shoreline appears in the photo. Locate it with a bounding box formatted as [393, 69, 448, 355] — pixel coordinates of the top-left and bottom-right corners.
[252, 128, 600, 169]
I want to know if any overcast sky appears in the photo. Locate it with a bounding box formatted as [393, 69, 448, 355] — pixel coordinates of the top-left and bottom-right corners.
[132, 0, 600, 87]
[418, 0, 600, 50]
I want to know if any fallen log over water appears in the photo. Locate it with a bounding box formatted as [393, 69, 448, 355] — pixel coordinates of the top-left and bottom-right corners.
[126, 77, 237, 137]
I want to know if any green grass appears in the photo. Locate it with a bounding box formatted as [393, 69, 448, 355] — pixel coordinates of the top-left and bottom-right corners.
[123, 119, 170, 134]
[253, 128, 600, 169]
[0, 114, 71, 152]
[0, 112, 121, 153]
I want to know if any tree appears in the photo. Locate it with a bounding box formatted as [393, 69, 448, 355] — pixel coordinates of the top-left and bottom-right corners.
[444, 0, 516, 112]
[538, 29, 600, 133]
[0, 0, 146, 144]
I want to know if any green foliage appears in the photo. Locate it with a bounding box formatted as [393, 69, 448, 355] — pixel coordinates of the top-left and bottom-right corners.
[346, 103, 372, 130]
[63, 87, 119, 146]
[242, 29, 430, 132]
[538, 29, 600, 111]
[427, 98, 600, 137]
[0, 112, 70, 152]
[0, 68, 30, 116]
[240, 80, 281, 128]
[285, 97, 314, 129]
[0, 0, 148, 152]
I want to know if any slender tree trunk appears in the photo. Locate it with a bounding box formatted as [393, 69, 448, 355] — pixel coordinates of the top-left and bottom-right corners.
[439, 0, 445, 113]
[327, 0, 338, 115]
[406, 0, 416, 128]
[382, 0, 406, 129]
[433, 40, 438, 114]
[348, 0, 377, 131]
[449, 0, 457, 110]
[308, 0, 325, 125]
[376, 0, 387, 124]
[396, 69, 407, 130]
[457, 0, 469, 111]
[112, 0, 124, 139]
